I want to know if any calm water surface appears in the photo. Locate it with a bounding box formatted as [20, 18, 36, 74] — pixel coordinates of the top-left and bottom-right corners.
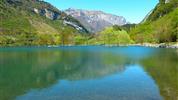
[0, 46, 177, 100]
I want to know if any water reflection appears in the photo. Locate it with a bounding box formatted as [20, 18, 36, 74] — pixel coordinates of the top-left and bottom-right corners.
[16, 65, 162, 100]
[141, 48, 178, 100]
[0, 46, 177, 100]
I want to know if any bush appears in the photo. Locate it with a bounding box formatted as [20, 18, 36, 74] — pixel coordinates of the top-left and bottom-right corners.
[97, 27, 133, 45]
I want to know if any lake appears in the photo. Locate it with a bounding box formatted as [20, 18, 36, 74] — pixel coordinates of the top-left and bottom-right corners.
[0, 46, 177, 100]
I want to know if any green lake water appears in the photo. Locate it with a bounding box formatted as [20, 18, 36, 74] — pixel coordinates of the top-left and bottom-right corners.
[0, 46, 177, 100]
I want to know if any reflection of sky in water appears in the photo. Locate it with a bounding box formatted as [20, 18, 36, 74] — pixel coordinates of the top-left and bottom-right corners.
[1, 46, 176, 100]
[58, 46, 157, 59]
[16, 65, 163, 100]
[0, 46, 156, 58]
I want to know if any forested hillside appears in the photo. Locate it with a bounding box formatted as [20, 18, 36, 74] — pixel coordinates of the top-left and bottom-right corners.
[130, 0, 178, 43]
[0, 0, 88, 46]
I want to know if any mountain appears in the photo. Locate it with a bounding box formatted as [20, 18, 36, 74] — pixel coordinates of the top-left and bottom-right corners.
[130, 0, 178, 43]
[0, 0, 88, 33]
[0, 0, 88, 46]
[146, 0, 177, 21]
[65, 8, 128, 33]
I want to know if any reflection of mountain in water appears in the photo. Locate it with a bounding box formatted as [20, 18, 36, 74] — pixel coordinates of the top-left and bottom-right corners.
[141, 49, 178, 100]
[0, 46, 177, 100]
[0, 47, 133, 100]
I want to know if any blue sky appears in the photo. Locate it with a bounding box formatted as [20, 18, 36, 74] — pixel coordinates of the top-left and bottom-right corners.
[44, 0, 158, 23]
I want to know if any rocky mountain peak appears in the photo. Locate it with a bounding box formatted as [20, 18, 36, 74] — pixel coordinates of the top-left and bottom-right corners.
[65, 8, 128, 33]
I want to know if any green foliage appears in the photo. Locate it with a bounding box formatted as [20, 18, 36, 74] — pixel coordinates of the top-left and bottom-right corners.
[0, 32, 37, 46]
[153, 9, 178, 43]
[120, 24, 136, 32]
[0, 0, 88, 46]
[147, 0, 178, 21]
[130, 8, 178, 43]
[94, 27, 133, 45]
[0, 32, 62, 46]
[74, 35, 89, 45]
[130, 22, 157, 43]
[112, 25, 122, 31]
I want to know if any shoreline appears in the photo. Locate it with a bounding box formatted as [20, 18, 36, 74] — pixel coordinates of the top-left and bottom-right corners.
[0, 43, 178, 48]
[113, 43, 178, 48]
[65, 43, 178, 48]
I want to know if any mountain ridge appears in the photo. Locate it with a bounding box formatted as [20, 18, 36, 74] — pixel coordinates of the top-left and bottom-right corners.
[0, 0, 89, 46]
[65, 8, 128, 33]
[0, 0, 88, 33]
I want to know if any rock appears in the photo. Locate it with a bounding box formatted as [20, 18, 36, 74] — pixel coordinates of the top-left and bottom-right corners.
[165, 0, 170, 3]
[65, 8, 128, 33]
[33, 8, 60, 20]
[63, 20, 83, 31]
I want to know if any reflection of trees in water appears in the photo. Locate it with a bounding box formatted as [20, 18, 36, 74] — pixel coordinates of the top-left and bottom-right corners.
[1, 47, 177, 100]
[141, 49, 178, 100]
[0, 50, 61, 100]
[0, 48, 132, 100]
